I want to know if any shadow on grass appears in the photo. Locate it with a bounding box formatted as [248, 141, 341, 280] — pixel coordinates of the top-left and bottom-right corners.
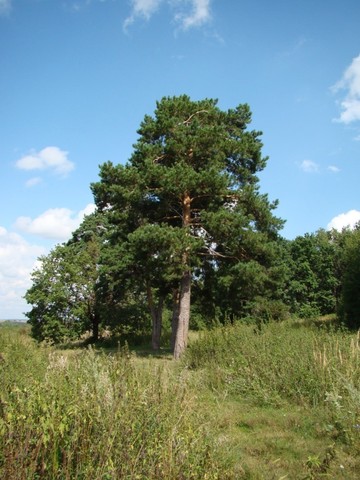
[56, 335, 174, 360]
[290, 314, 351, 333]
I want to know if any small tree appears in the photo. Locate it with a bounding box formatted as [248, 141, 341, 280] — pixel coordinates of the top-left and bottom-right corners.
[25, 212, 106, 343]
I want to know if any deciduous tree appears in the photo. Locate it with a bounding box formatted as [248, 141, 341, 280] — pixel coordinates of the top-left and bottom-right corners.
[25, 212, 106, 343]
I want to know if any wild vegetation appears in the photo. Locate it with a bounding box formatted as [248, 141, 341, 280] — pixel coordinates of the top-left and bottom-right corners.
[11, 95, 360, 477]
[0, 324, 229, 479]
[1, 320, 359, 479]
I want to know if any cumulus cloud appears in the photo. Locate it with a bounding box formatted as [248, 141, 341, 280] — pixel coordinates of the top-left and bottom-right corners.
[15, 146, 75, 176]
[327, 209, 360, 231]
[0, 0, 11, 15]
[14, 203, 96, 241]
[300, 159, 319, 173]
[124, 0, 212, 31]
[328, 165, 340, 173]
[332, 54, 360, 124]
[0, 227, 45, 319]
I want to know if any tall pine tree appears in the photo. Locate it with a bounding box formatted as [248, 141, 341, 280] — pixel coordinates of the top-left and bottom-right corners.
[92, 95, 283, 358]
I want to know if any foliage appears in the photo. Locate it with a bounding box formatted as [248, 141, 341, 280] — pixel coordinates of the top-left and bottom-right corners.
[338, 225, 360, 329]
[23, 96, 360, 353]
[285, 230, 340, 318]
[25, 212, 106, 344]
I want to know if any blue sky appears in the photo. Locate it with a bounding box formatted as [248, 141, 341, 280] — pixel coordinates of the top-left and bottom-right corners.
[1, 0, 360, 319]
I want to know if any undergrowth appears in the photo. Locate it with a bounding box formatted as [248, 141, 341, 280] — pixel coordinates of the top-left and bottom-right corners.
[184, 320, 360, 452]
[1, 320, 360, 479]
[0, 325, 229, 479]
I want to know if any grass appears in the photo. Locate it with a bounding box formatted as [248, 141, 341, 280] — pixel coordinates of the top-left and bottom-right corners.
[184, 319, 360, 478]
[0, 325, 228, 479]
[1, 320, 360, 479]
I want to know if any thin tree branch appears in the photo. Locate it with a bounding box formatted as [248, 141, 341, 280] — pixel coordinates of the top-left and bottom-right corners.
[181, 110, 209, 126]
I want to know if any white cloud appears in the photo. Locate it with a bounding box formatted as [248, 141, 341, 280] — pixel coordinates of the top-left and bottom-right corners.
[15, 146, 75, 176]
[300, 159, 319, 173]
[124, 0, 212, 31]
[0, 227, 45, 319]
[124, 0, 163, 29]
[0, 203, 96, 319]
[25, 177, 42, 188]
[14, 203, 96, 241]
[332, 54, 360, 124]
[0, 0, 11, 15]
[328, 165, 340, 173]
[175, 0, 211, 30]
[64, 0, 109, 12]
[327, 209, 360, 231]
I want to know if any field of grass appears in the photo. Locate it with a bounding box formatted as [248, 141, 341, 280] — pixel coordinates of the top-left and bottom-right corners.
[0, 319, 359, 479]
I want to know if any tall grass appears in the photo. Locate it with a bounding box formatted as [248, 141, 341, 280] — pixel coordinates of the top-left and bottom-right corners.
[1, 321, 360, 478]
[0, 325, 229, 479]
[184, 320, 360, 449]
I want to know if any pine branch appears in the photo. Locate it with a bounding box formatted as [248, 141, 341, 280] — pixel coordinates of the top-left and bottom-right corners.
[181, 110, 209, 126]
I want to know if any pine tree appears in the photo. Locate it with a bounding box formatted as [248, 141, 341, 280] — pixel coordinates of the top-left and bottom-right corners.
[92, 95, 283, 357]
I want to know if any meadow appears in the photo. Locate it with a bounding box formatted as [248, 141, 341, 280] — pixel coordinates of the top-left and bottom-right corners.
[0, 319, 359, 479]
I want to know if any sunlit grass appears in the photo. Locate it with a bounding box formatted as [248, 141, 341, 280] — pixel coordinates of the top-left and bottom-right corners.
[184, 319, 360, 478]
[0, 324, 228, 479]
[1, 320, 360, 479]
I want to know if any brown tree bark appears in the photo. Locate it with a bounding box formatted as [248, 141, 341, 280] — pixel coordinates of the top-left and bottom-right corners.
[170, 288, 180, 352]
[173, 269, 191, 359]
[173, 192, 192, 359]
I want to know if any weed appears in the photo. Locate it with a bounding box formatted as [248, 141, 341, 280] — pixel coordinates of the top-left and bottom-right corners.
[0, 325, 229, 479]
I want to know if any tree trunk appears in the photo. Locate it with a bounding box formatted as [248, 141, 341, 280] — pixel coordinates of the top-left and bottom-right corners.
[151, 312, 162, 351]
[173, 269, 191, 359]
[147, 283, 164, 350]
[88, 295, 100, 343]
[89, 309, 100, 343]
[173, 191, 192, 359]
[171, 288, 180, 352]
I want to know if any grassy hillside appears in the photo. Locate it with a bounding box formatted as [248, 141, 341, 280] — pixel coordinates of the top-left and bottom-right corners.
[0, 320, 359, 479]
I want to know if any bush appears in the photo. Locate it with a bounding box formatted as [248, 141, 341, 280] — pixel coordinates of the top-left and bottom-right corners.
[246, 297, 290, 323]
